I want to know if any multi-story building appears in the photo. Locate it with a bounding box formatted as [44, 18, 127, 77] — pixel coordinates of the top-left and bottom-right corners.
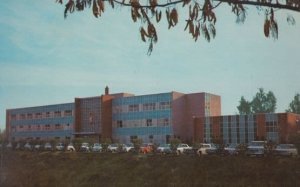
[6, 103, 74, 141]
[112, 92, 221, 144]
[5, 87, 221, 144]
[194, 113, 300, 144]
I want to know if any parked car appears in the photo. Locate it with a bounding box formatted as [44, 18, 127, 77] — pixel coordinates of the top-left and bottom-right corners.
[123, 143, 134, 152]
[67, 143, 76, 152]
[176, 143, 192, 154]
[197, 143, 215, 155]
[34, 144, 42, 151]
[44, 142, 53, 151]
[80, 142, 90, 152]
[224, 144, 238, 156]
[6, 142, 13, 150]
[56, 143, 65, 151]
[92, 143, 102, 152]
[108, 144, 120, 153]
[274, 144, 298, 157]
[24, 142, 33, 151]
[246, 141, 266, 157]
[140, 143, 154, 154]
[157, 144, 172, 154]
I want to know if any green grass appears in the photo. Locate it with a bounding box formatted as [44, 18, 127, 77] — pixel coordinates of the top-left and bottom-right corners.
[1, 151, 300, 187]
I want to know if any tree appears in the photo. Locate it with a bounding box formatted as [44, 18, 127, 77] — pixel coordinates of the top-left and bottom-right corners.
[251, 88, 276, 113]
[55, 0, 299, 55]
[237, 88, 277, 114]
[286, 93, 300, 114]
[237, 96, 251, 115]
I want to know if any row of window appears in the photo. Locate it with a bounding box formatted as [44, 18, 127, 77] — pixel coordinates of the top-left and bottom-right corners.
[204, 122, 258, 144]
[10, 110, 73, 120]
[113, 102, 171, 113]
[11, 123, 72, 132]
[114, 118, 170, 128]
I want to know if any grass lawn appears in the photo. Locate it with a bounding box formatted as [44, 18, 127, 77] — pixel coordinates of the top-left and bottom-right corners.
[1, 151, 300, 187]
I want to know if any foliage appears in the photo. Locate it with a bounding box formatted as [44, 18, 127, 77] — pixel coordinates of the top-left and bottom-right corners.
[289, 133, 300, 153]
[286, 93, 300, 114]
[131, 138, 143, 152]
[0, 129, 5, 143]
[237, 88, 277, 114]
[55, 0, 299, 55]
[101, 138, 112, 152]
[170, 137, 181, 151]
[237, 96, 252, 115]
[251, 88, 277, 113]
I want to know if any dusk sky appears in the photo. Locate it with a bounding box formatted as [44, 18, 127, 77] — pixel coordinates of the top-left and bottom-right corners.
[0, 0, 300, 130]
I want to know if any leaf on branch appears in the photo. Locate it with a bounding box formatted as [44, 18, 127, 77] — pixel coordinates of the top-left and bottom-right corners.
[209, 23, 216, 38]
[183, 0, 191, 7]
[93, 0, 99, 17]
[140, 27, 148, 42]
[130, 0, 140, 8]
[147, 41, 153, 55]
[264, 19, 270, 37]
[270, 20, 278, 39]
[189, 21, 194, 35]
[98, 0, 105, 14]
[202, 24, 210, 42]
[109, 0, 114, 9]
[194, 23, 200, 41]
[156, 10, 162, 23]
[64, 0, 75, 18]
[287, 15, 296, 25]
[56, 0, 63, 4]
[170, 8, 178, 26]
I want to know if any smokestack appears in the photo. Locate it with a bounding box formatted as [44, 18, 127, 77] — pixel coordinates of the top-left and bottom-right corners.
[105, 86, 109, 95]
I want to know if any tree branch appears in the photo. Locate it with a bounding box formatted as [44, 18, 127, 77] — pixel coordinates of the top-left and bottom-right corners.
[213, 0, 300, 12]
[107, 0, 300, 12]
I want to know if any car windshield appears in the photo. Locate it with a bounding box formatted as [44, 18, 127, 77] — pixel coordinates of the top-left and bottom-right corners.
[277, 144, 295, 149]
[249, 141, 265, 146]
[82, 143, 89, 146]
[126, 143, 133, 147]
[94, 143, 100, 146]
[160, 144, 170, 148]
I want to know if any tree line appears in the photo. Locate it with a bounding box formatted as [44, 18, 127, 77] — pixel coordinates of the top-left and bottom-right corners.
[237, 88, 300, 114]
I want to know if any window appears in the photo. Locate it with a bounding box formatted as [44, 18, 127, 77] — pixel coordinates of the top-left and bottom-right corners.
[28, 125, 31, 131]
[54, 111, 61, 117]
[64, 110, 72, 116]
[27, 113, 33, 119]
[159, 102, 171, 110]
[163, 118, 169, 126]
[55, 124, 61, 129]
[45, 124, 51, 130]
[21, 114, 26, 119]
[35, 113, 42, 119]
[129, 104, 139, 112]
[146, 119, 152, 127]
[117, 120, 123, 128]
[46, 112, 51, 118]
[37, 125, 41, 130]
[143, 103, 156, 111]
[11, 114, 17, 120]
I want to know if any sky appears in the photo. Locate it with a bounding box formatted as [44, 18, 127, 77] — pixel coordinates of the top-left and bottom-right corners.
[0, 0, 300, 130]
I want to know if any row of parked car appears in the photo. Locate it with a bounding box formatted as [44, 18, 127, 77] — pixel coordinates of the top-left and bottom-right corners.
[149, 141, 298, 157]
[1, 141, 298, 157]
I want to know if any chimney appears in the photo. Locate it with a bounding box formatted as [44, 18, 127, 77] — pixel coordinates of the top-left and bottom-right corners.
[105, 86, 109, 95]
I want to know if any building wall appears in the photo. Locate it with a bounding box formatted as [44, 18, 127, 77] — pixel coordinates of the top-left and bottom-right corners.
[172, 92, 221, 143]
[194, 113, 300, 144]
[112, 93, 173, 144]
[74, 97, 101, 137]
[101, 95, 113, 140]
[6, 103, 74, 141]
